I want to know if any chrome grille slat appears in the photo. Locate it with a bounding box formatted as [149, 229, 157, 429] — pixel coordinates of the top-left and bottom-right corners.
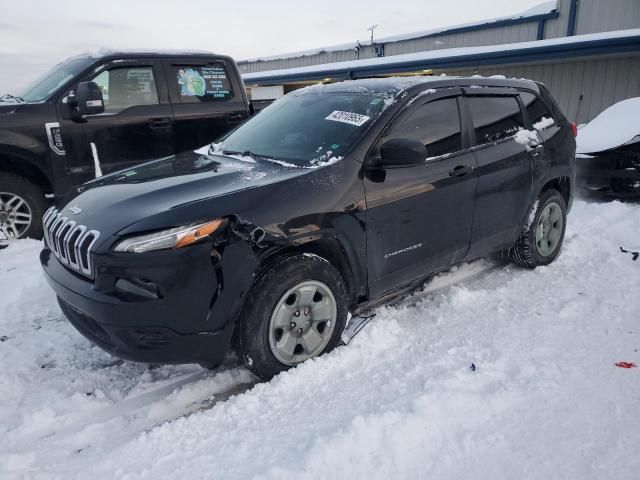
[42, 207, 100, 279]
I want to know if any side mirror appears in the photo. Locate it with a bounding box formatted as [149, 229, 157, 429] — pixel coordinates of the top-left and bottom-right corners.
[378, 138, 427, 167]
[75, 81, 105, 116]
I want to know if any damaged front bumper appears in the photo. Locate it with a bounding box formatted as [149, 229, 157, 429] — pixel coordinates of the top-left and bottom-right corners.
[40, 236, 259, 366]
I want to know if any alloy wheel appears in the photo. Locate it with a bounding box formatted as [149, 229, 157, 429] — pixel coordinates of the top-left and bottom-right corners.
[535, 201, 563, 257]
[268, 280, 337, 366]
[0, 192, 32, 240]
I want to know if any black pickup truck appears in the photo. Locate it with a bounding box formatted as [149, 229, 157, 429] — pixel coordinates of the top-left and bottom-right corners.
[0, 50, 250, 240]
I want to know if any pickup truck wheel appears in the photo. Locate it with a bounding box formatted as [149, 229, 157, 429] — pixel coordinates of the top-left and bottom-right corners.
[234, 254, 348, 380]
[511, 188, 567, 268]
[0, 173, 47, 240]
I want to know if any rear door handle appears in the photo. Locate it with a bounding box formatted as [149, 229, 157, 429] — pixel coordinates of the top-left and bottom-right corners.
[148, 117, 172, 129]
[529, 144, 544, 157]
[225, 113, 245, 123]
[449, 165, 473, 177]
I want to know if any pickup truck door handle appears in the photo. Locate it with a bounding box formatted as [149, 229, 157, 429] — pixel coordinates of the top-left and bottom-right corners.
[449, 165, 473, 177]
[225, 113, 245, 123]
[148, 117, 172, 129]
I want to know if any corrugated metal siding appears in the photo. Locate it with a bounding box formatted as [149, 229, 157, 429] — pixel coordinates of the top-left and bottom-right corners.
[444, 55, 640, 123]
[383, 22, 538, 56]
[543, 0, 570, 38]
[576, 0, 640, 35]
[239, 0, 637, 74]
[239, 2, 570, 74]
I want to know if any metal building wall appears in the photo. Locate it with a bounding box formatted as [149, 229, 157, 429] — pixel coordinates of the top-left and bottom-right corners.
[542, 0, 570, 38]
[575, 0, 640, 34]
[444, 54, 640, 124]
[383, 22, 540, 56]
[239, 1, 639, 74]
[239, 2, 569, 74]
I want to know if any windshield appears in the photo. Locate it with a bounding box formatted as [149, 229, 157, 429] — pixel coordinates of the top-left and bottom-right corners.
[17, 57, 93, 103]
[219, 89, 390, 166]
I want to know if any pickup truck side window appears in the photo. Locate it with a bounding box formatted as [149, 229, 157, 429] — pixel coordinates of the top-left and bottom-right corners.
[91, 66, 159, 114]
[171, 64, 234, 103]
[520, 91, 554, 125]
[383, 96, 463, 158]
[467, 96, 524, 145]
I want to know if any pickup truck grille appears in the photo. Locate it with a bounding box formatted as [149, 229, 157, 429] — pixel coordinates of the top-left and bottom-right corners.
[43, 207, 100, 279]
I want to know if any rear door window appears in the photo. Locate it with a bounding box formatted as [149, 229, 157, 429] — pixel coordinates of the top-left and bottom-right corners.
[467, 96, 524, 145]
[171, 63, 233, 103]
[384, 96, 463, 158]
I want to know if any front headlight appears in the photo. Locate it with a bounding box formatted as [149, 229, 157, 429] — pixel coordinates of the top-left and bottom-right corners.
[113, 219, 224, 253]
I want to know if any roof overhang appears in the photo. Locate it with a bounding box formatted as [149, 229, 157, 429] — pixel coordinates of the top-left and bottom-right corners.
[244, 29, 640, 86]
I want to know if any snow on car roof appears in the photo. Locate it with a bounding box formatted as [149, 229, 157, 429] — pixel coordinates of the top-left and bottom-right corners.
[576, 97, 640, 154]
[68, 48, 217, 60]
[288, 75, 536, 97]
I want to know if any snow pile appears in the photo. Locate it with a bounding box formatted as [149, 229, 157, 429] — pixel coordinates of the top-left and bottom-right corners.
[514, 116, 555, 149]
[1, 200, 640, 479]
[576, 97, 640, 154]
[514, 128, 539, 148]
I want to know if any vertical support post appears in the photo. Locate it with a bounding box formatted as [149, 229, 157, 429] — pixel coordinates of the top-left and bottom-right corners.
[537, 19, 546, 40]
[567, 0, 579, 36]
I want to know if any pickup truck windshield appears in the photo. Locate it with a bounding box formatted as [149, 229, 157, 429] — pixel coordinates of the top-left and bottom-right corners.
[18, 57, 93, 103]
[219, 90, 389, 166]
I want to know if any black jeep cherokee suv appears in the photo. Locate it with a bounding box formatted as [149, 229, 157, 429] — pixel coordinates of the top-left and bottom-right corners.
[41, 77, 576, 379]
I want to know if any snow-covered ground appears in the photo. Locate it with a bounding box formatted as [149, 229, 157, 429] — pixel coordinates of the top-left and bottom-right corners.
[1, 200, 639, 479]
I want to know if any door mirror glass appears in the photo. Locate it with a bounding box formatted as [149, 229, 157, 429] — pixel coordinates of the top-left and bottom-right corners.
[378, 138, 427, 167]
[75, 81, 105, 116]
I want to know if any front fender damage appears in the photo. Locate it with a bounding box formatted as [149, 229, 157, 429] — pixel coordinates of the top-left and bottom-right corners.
[206, 215, 281, 331]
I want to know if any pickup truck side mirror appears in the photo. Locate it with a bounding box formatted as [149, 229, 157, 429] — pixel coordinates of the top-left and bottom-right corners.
[378, 138, 427, 168]
[74, 81, 105, 116]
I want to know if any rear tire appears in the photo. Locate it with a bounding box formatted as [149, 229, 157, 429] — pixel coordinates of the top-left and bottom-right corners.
[233, 254, 348, 380]
[0, 172, 47, 240]
[511, 188, 567, 268]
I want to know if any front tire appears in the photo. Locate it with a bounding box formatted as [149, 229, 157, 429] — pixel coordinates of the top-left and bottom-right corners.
[511, 188, 567, 268]
[233, 254, 348, 380]
[0, 172, 47, 240]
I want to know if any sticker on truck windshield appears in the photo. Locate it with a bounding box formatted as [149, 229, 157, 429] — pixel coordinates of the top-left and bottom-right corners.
[325, 111, 371, 127]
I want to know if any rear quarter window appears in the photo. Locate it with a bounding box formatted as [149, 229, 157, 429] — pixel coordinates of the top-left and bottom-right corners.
[521, 91, 555, 126]
[171, 63, 233, 103]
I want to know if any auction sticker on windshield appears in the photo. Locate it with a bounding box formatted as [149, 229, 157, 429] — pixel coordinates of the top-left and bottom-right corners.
[325, 111, 371, 127]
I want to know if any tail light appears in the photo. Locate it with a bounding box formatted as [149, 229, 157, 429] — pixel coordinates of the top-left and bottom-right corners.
[570, 122, 578, 138]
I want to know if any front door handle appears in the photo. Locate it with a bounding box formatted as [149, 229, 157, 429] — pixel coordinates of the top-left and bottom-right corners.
[148, 117, 172, 129]
[449, 165, 473, 177]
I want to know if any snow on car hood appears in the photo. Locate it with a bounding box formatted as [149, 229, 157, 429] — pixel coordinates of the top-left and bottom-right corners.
[576, 97, 640, 154]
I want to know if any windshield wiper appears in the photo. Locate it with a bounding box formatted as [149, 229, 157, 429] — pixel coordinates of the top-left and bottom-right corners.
[0, 93, 25, 103]
[221, 149, 276, 162]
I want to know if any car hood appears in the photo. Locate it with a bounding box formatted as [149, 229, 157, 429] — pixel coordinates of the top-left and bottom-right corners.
[57, 149, 311, 238]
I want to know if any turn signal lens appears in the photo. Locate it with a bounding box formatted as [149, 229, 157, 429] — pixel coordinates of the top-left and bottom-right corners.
[175, 219, 224, 249]
[114, 219, 225, 253]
